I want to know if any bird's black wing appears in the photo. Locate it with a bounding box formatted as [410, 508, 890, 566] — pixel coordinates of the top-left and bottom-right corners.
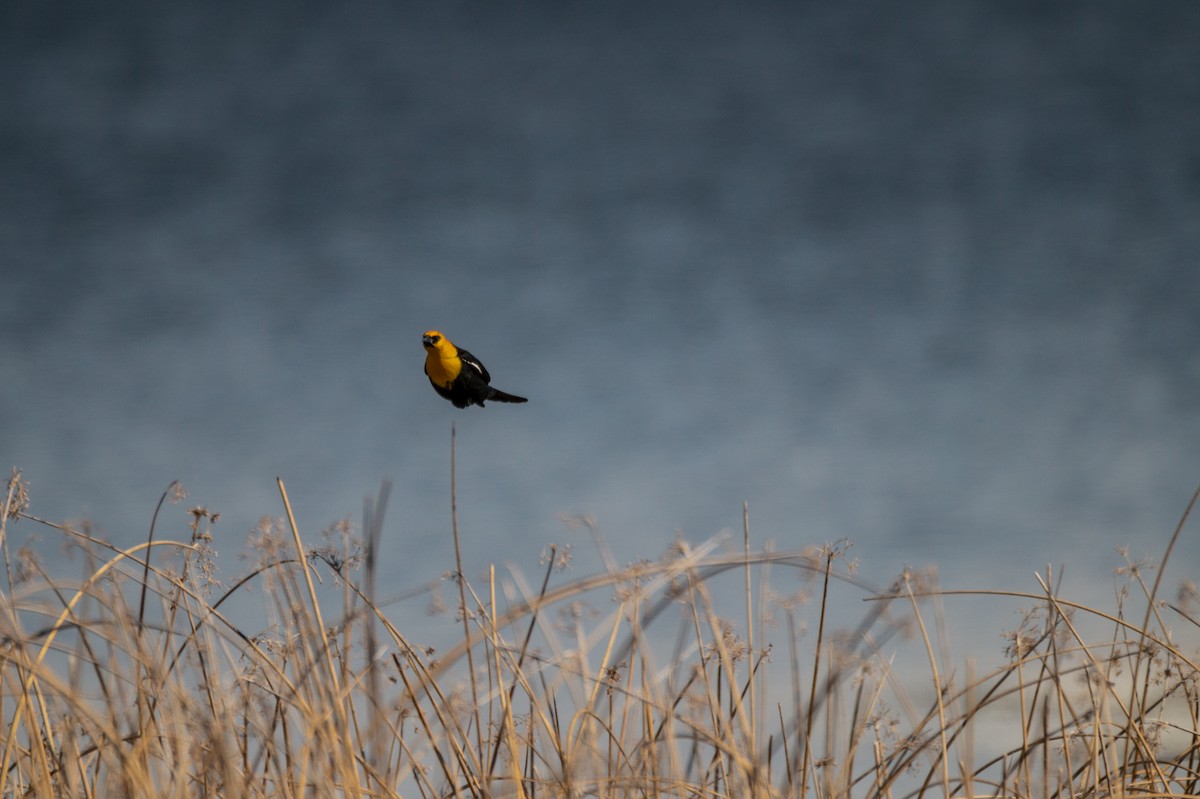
[455, 348, 491, 384]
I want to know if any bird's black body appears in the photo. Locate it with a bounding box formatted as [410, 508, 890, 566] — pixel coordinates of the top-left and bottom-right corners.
[432, 347, 527, 408]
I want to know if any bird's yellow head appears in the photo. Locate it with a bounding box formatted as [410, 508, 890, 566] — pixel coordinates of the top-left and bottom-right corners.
[422, 330, 453, 353]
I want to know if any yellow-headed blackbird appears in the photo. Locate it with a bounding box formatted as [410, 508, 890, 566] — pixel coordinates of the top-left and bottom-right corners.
[422, 330, 528, 408]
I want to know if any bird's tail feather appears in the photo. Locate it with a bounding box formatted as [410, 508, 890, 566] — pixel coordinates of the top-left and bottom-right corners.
[488, 388, 528, 404]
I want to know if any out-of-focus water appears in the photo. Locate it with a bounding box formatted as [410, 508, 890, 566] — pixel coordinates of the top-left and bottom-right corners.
[3, 2, 1199, 664]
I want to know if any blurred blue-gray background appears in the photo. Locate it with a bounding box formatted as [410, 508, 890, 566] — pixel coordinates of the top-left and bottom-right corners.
[3, 3, 1199, 643]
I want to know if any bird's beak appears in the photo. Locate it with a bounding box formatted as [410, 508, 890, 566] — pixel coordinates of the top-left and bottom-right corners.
[422, 335, 435, 347]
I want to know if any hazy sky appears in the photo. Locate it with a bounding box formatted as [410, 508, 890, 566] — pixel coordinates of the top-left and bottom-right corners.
[4, 3, 1199, 657]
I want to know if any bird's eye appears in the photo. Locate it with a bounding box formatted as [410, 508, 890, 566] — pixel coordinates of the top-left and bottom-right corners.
[431, 335, 440, 343]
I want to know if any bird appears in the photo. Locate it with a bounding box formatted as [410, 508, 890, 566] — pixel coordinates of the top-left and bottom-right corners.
[421, 330, 528, 408]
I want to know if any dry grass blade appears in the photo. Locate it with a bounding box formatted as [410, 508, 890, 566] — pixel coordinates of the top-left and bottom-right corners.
[0, 465, 1196, 798]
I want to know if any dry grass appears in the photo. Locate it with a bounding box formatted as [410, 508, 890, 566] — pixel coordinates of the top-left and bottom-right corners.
[0, 460, 1197, 798]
